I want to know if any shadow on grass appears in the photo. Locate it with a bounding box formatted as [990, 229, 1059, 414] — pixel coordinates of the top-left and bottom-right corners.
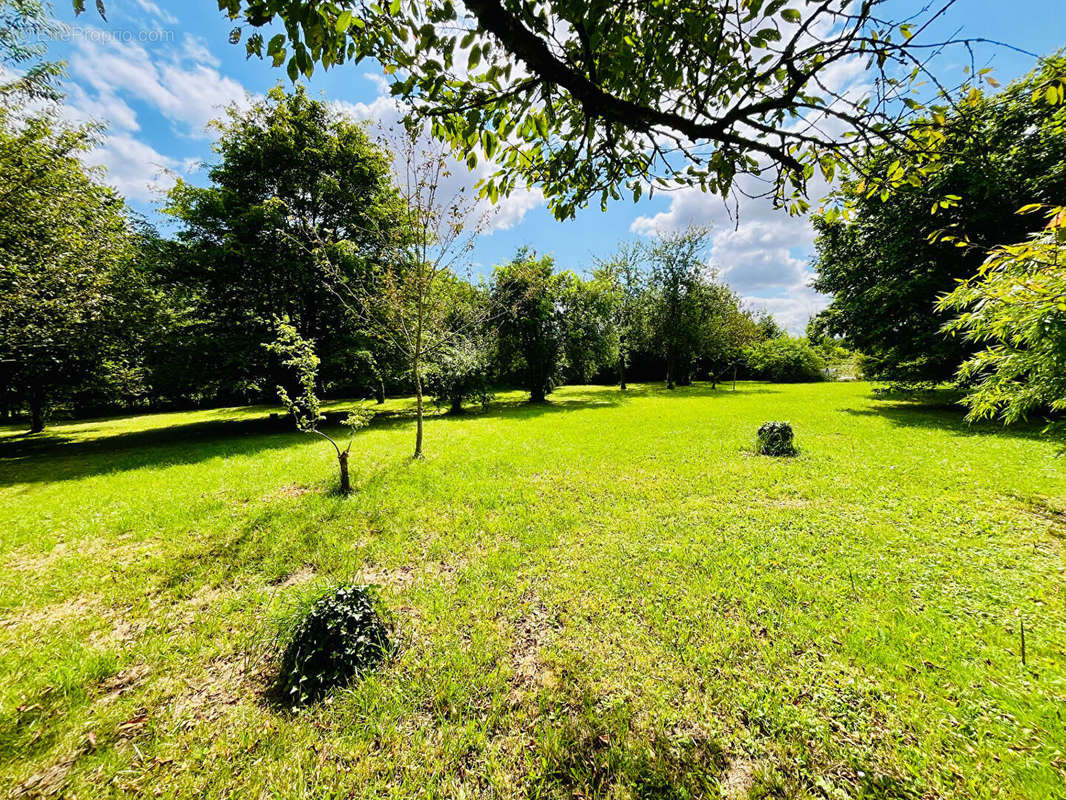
[0, 415, 309, 488]
[844, 401, 1056, 444]
[0, 382, 775, 487]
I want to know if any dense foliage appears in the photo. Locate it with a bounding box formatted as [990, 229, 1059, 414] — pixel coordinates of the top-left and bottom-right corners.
[492, 251, 566, 402]
[744, 337, 827, 383]
[755, 421, 796, 457]
[0, 108, 141, 430]
[163, 86, 401, 405]
[187, 0, 979, 221]
[938, 212, 1066, 430]
[811, 54, 1066, 384]
[278, 584, 391, 705]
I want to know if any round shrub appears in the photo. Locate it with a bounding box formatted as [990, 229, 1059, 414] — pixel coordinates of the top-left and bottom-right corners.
[756, 421, 797, 457]
[278, 585, 390, 705]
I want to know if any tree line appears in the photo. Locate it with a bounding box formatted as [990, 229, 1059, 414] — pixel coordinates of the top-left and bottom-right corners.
[2, 82, 836, 434]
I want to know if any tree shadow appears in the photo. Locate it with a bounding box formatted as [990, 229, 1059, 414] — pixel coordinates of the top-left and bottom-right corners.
[0, 415, 307, 488]
[843, 401, 1056, 444]
[0, 382, 788, 488]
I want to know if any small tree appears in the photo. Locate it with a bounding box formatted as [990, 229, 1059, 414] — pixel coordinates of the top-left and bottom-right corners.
[265, 320, 372, 494]
[558, 271, 618, 385]
[423, 337, 494, 414]
[309, 127, 489, 458]
[592, 243, 648, 391]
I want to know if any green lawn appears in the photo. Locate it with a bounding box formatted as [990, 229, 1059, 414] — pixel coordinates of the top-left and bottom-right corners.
[1, 382, 1063, 799]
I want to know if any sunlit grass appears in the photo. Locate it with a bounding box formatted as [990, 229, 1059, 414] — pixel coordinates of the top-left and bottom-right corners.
[0, 382, 1062, 798]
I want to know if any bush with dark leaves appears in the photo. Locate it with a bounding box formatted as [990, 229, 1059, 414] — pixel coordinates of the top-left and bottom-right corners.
[756, 421, 797, 457]
[278, 585, 390, 705]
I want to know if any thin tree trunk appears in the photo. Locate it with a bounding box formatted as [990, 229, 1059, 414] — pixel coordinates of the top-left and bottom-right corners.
[666, 352, 675, 390]
[450, 394, 463, 414]
[29, 390, 45, 433]
[414, 364, 424, 458]
[338, 450, 351, 494]
[375, 377, 385, 404]
[618, 356, 627, 391]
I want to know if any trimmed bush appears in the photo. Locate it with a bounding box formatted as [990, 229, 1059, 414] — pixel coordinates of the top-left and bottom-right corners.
[278, 585, 390, 705]
[756, 421, 797, 457]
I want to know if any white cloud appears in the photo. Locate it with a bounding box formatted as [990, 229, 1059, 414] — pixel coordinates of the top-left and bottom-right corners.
[330, 93, 544, 235]
[630, 185, 828, 334]
[130, 0, 179, 26]
[55, 24, 250, 205]
[66, 28, 249, 138]
[627, 32, 873, 335]
[742, 286, 830, 338]
[82, 133, 183, 202]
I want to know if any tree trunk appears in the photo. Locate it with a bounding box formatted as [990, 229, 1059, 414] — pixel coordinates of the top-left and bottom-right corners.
[618, 356, 627, 391]
[666, 353, 675, 390]
[413, 362, 424, 458]
[375, 377, 385, 404]
[450, 394, 463, 415]
[530, 384, 546, 403]
[338, 450, 351, 495]
[29, 391, 45, 433]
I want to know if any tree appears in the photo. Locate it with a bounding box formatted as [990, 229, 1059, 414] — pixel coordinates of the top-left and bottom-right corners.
[423, 337, 494, 414]
[492, 250, 565, 402]
[937, 208, 1066, 431]
[591, 243, 646, 391]
[163, 86, 401, 405]
[0, 109, 135, 431]
[185, 0, 984, 220]
[754, 313, 785, 342]
[312, 128, 488, 457]
[422, 280, 494, 414]
[646, 228, 712, 389]
[811, 54, 1066, 384]
[558, 271, 618, 385]
[699, 289, 762, 388]
[265, 319, 372, 494]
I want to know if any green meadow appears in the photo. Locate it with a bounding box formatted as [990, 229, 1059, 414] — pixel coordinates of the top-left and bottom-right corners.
[1, 382, 1063, 799]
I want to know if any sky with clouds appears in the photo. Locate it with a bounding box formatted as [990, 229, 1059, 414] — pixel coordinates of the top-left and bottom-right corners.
[41, 0, 1065, 333]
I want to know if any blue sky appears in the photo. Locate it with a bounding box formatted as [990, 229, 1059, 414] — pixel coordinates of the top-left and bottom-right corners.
[41, 0, 1065, 332]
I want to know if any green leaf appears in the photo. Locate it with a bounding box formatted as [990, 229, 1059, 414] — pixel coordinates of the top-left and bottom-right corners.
[781, 8, 801, 23]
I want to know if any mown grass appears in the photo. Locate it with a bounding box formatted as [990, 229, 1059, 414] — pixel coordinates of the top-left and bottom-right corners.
[0, 382, 1063, 799]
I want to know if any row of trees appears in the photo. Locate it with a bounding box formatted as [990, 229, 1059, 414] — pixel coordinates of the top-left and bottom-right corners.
[3, 71, 815, 437]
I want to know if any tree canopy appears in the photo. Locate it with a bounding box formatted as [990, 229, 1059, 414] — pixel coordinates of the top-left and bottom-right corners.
[70, 0, 989, 219]
[811, 53, 1066, 383]
[163, 86, 401, 402]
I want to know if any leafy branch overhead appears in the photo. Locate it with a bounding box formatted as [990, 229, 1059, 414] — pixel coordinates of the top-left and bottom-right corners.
[168, 0, 1015, 219]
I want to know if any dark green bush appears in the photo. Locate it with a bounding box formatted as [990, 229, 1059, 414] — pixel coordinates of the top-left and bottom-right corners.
[756, 421, 797, 457]
[278, 585, 390, 705]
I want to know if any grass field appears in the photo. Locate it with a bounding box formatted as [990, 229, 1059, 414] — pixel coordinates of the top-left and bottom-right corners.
[1, 382, 1063, 799]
